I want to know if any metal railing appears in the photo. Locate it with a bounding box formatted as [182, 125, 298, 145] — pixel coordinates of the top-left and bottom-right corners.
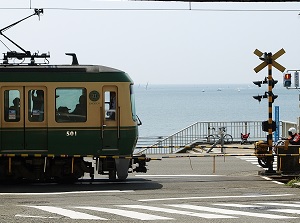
[135, 120, 297, 155]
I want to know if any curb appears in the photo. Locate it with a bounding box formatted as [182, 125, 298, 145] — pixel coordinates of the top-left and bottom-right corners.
[293, 182, 300, 188]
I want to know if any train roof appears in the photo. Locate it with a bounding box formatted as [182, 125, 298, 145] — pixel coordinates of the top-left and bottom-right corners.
[0, 64, 122, 73]
[0, 64, 134, 83]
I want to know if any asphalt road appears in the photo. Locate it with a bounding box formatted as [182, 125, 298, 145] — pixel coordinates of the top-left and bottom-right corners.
[0, 153, 299, 223]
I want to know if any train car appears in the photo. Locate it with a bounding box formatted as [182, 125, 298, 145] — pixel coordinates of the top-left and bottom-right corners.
[0, 9, 148, 182]
[0, 53, 148, 181]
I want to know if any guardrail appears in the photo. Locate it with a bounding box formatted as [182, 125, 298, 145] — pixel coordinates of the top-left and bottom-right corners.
[135, 120, 297, 155]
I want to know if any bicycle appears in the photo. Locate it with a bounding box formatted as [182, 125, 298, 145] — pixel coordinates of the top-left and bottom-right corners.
[206, 127, 233, 144]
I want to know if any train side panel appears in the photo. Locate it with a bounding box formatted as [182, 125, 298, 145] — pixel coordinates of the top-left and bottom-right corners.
[0, 66, 141, 181]
[0, 81, 137, 156]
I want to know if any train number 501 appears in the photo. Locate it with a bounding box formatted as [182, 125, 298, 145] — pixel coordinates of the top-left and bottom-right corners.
[66, 131, 77, 136]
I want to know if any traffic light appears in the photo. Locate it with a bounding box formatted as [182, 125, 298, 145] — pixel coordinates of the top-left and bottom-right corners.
[294, 71, 299, 88]
[283, 73, 292, 87]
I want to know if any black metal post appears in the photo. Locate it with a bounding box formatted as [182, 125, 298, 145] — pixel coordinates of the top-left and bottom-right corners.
[266, 53, 275, 173]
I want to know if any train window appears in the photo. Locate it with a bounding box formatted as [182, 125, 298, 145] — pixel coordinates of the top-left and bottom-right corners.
[55, 88, 87, 122]
[105, 91, 116, 120]
[4, 90, 20, 122]
[28, 90, 44, 122]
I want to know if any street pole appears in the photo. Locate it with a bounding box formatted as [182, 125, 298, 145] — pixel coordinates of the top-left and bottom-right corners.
[267, 53, 274, 173]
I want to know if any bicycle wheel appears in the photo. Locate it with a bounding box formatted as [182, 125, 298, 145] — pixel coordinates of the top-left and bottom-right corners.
[224, 134, 233, 144]
[206, 135, 215, 144]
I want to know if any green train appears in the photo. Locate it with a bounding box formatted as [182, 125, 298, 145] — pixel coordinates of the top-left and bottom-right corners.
[0, 9, 147, 182]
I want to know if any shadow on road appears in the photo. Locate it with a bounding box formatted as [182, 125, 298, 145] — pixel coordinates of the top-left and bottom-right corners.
[0, 178, 163, 193]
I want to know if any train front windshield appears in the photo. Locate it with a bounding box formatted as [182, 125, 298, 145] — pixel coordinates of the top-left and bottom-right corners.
[130, 84, 137, 122]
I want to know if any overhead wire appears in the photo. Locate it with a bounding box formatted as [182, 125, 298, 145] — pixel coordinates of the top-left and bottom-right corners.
[0, 39, 11, 51]
[2, 0, 300, 11]
[1, 3, 300, 50]
[0, 6, 299, 12]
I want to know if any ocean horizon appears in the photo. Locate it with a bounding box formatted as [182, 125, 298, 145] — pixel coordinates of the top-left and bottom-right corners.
[134, 84, 300, 140]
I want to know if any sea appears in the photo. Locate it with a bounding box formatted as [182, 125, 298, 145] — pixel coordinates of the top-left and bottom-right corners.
[134, 84, 300, 142]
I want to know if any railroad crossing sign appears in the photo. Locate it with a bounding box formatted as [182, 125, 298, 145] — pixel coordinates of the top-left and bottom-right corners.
[253, 48, 286, 73]
[253, 48, 286, 174]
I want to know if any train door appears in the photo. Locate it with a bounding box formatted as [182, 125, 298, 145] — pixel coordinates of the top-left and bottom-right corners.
[0, 86, 47, 151]
[102, 86, 119, 151]
[1, 87, 24, 151]
[25, 87, 47, 151]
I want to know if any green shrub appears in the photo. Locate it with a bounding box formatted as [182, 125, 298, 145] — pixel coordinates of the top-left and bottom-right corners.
[287, 178, 300, 187]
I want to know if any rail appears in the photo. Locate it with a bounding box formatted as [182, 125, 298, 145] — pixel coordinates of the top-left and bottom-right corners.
[135, 121, 297, 154]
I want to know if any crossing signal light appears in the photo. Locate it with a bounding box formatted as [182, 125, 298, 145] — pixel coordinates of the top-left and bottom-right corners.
[253, 95, 263, 102]
[272, 94, 278, 103]
[253, 77, 267, 87]
[253, 81, 263, 87]
[270, 79, 278, 88]
[262, 120, 277, 132]
[253, 94, 267, 102]
[283, 73, 291, 87]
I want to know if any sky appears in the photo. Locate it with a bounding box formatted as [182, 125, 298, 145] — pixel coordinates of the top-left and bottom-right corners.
[1, 0, 300, 85]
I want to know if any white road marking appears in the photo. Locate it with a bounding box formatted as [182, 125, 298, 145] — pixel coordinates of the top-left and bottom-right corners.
[75, 206, 172, 220]
[214, 203, 262, 208]
[260, 176, 285, 185]
[258, 202, 300, 208]
[168, 204, 296, 219]
[120, 204, 236, 219]
[15, 201, 300, 220]
[122, 205, 236, 218]
[15, 214, 59, 219]
[139, 194, 293, 202]
[24, 206, 105, 220]
[243, 159, 258, 162]
[269, 209, 300, 214]
[0, 190, 133, 196]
